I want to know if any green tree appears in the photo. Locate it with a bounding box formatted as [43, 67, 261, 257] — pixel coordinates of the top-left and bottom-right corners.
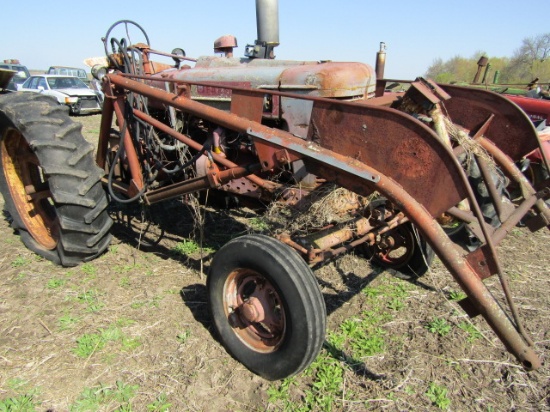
[505, 33, 550, 83]
[425, 33, 550, 85]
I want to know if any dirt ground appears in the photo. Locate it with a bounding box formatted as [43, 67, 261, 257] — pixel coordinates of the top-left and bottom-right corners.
[0, 113, 549, 411]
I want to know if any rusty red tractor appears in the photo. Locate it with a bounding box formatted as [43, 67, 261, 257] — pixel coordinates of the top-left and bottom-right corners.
[0, 0, 548, 380]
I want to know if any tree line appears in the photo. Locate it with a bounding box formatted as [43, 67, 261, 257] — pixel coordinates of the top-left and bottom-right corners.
[425, 33, 550, 86]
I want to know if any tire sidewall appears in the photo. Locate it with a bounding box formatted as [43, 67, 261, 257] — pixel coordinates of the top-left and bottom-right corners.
[0, 113, 25, 231]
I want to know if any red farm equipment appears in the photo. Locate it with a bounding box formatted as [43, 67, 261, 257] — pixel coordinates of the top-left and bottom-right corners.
[0, 0, 548, 380]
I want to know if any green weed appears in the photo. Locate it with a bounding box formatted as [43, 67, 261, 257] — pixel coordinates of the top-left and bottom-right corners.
[73, 332, 106, 358]
[6, 378, 29, 391]
[303, 354, 344, 411]
[387, 297, 404, 311]
[510, 228, 523, 237]
[172, 240, 201, 255]
[426, 318, 452, 336]
[114, 263, 141, 274]
[350, 329, 385, 358]
[58, 312, 80, 331]
[147, 393, 172, 412]
[388, 282, 409, 298]
[267, 377, 294, 406]
[340, 318, 361, 337]
[404, 385, 415, 395]
[150, 295, 163, 308]
[248, 217, 270, 232]
[1, 380, 40, 411]
[73, 325, 141, 358]
[119, 276, 131, 287]
[47, 278, 66, 289]
[326, 331, 345, 352]
[77, 289, 104, 313]
[121, 336, 141, 351]
[130, 300, 146, 309]
[0, 394, 38, 411]
[11, 256, 29, 268]
[337, 317, 386, 358]
[426, 381, 451, 409]
[449, 290, 467, 301]
[458, 321, 483, 342]
[80, 263, 97, 277]
[362, 285, 382, 298]
[15, 272, 26, 281]
[176, 330, 191, 344]
[115, 317, 136, 327]
[70, 381, 138, 412]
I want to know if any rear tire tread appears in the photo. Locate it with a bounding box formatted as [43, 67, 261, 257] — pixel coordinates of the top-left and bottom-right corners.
[0, 92, 112, 266]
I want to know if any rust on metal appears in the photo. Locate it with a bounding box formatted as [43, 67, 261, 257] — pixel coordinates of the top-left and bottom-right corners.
[145, 164, 260, 204]
[224, 269, 286, 352]
[1, 128, 58, 250]
[230, 89, 264, 122]
[112, 96, 144, 192]
[95, 90, 115, 170]
[306, 99, 467, 217]
[439, 84, 541, 161]
[130, 107, 279, 195]
[103, 71, 542, 371]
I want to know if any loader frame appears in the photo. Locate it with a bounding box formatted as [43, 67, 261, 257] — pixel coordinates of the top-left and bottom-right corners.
[96, 68, 550, 372]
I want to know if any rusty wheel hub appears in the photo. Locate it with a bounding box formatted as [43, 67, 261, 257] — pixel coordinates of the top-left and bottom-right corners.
[1, 128, 59, 249]
[374, 228, 414, 266]
[224, 270, 286, 353]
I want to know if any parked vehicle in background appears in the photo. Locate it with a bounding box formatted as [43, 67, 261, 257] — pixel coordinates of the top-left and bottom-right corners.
[46, 66, 90, 85]
[0, 59, 31, 91]
[18, 74, 102, 115]
[47, 66, 105, 104]
[0, 69, 17, 91]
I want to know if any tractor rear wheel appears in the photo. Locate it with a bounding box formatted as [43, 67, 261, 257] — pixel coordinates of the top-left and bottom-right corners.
[0, 92, 112, 266]
[207, 234, 326, 380]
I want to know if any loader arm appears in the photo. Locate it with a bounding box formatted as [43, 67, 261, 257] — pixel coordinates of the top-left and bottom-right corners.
[99, 72, 541, 370]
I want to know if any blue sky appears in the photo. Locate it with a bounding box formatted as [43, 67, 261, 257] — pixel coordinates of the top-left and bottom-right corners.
[3, 0, 548, 79]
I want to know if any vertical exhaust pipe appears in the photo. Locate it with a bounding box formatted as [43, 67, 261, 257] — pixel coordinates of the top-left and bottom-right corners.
[256, 0, 279, 47]
[375, 42, 386, 80]
[246, 0, 279, 59]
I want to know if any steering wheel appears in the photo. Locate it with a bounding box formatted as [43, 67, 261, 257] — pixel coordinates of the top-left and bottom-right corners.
[102, 20, 151, 70]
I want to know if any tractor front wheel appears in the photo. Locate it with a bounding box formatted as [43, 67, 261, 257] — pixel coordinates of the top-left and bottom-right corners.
[207, 234, 326, 380]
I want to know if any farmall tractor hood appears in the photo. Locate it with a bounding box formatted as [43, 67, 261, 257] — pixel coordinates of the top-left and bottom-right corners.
[157, 56, 376, 100]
